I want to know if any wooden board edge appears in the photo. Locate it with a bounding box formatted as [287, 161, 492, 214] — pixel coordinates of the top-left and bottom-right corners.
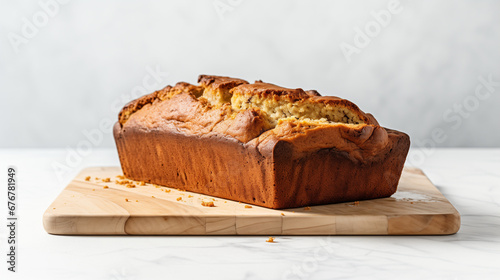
[387, 210, 461, 235]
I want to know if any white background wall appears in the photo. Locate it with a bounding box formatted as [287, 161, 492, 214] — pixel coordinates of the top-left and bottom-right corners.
[1, 0, 499, 148]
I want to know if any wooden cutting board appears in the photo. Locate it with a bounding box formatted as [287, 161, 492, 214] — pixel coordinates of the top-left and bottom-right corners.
[43, 167, 460, 235]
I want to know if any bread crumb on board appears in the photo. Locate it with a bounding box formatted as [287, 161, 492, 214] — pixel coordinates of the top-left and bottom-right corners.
[188, 195, 193, 198]
[103, 186, 109, 189]
[85, 176, 91, 181]
[126, 184, 136, 188]
[125, 198, 129, 202]
[116, 175, 125, 179]
[201, 201, 215, 207]
[304, 206, 311, 211]
[151, 196, 155, 198]
[266, 237, 275, 243]
[281, 213, 285, 216]
[116, 180, 131, 185]
[102, 178, 111, 182]
[177, 197, 182, 201]
[135, 200, 139, 202]
[244, 205, 252, 209]
[139, 181, 146, 186]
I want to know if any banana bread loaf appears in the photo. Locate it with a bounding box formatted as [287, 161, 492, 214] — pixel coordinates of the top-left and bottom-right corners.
[114, 75, 410, 209]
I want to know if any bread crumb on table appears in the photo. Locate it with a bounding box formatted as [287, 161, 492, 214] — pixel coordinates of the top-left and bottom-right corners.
[126, 184, 136, 188]
[102, 178, 111, 182]
[92, 189, 95, 191]
[139, 181, 146, 186]
[244, 205, 252, 209]
[125, 198, 129, 202]
[85, 176, 91, 181]
[188, 195, 193, 198]
[95, 177, 99, 180]
[116, 175, 125, 179]
[304, 207, 311, 211]
[201, 201, 215, 207]
[152, 196, 155, 198]
[281, 213, 285, 216]
[177, 197, 182, 201]
[103, 186, 109, 189]
[266, 237, 275, 243]
[135, 200, 139, 202]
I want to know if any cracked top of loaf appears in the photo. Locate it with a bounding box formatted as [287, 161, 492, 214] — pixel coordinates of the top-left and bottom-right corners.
[118, 75, 392, 161]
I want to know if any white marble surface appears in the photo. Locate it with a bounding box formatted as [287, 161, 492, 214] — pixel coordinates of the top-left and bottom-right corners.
[0, 148, 499, 280]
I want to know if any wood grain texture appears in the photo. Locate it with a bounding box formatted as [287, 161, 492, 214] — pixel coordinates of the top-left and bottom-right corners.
[43, 167, 460, 235]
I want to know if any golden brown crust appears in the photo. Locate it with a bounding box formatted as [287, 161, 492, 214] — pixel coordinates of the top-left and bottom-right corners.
[198, 75, 248, 91]
[119, 75, 375, 143]
[113, 74, 411, 209]
[232, 81, 309, 101]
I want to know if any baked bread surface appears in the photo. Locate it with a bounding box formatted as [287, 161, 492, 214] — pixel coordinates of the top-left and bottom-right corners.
[114, 75, 410, 209]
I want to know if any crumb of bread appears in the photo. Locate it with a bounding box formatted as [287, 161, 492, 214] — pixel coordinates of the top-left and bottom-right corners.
[201, 201, 215, 207]
[304, 207, 311, 211]
[281, 213, 285, 216]
[292, 211, 295, 213]
[177, 197, 182, 201]
[116, 175, 125, 179]
[410, 202, 414, 204]
[152, 196, 155, 198]
[125, 198, 129, 202]
[139, 181, 145, 186]
[95, 177, 99, 180]
[245, 205, 252, 209]
[102, 178, 111, 182]
[136, 200, 139, 202]
[266, 237, 275, 243]
[116, 180, 131, 185]
[347, 201, 360, 207]
[224, 201, 227, 203]
[188, 195, 193, 198]
[154, 185, 160, 188]
[165, 189, 171, 193]
[103, 186, 109, 189]
[85, 176, 91, 181]
[53, 208, 56, 209]
[126, 184, 136, 188]
[92, 189, 95, 191]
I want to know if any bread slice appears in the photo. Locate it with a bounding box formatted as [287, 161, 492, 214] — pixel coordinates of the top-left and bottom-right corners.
[114, 75, 410, 209]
